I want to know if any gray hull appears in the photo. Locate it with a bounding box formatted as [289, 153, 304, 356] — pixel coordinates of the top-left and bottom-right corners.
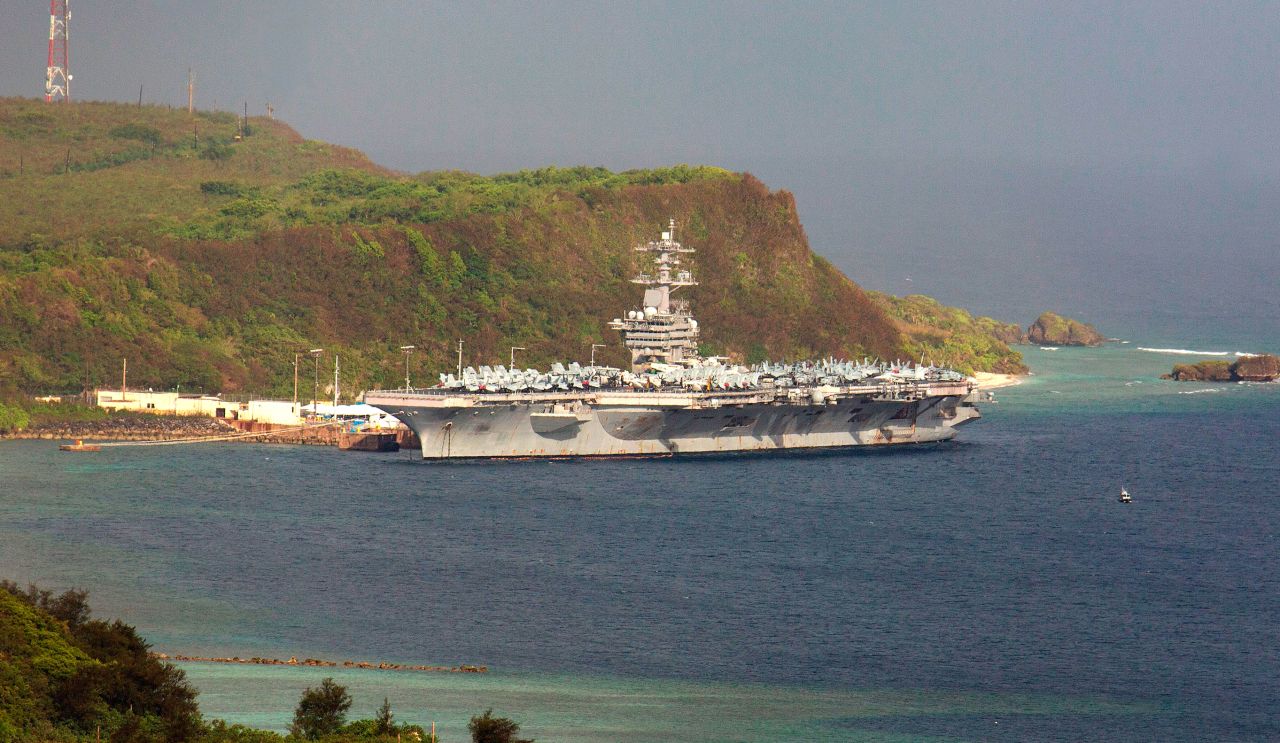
[365, 383, 980, 459]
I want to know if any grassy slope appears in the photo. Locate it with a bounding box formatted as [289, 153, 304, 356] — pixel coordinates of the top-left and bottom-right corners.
[0, 97, 384, 241]
[0, 98, 1021, 397]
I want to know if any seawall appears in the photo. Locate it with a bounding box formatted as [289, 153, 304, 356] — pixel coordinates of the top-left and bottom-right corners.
[3, 414, 419, 449]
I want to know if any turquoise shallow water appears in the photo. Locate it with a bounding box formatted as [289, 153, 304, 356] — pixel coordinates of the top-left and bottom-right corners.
[2, 341, 1278, 741]
[1007, 343, 1279, 415]
[174, 663, 1159, 742]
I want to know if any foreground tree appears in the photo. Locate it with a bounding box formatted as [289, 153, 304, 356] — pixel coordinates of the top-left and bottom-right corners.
[468, 709, 533, 743]
[0, 582, 201, 743]
[373, 697, 395, 736]
[290, 677, 352, 739]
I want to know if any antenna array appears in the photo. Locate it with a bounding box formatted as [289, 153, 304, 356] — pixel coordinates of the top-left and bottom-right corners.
[45, 0, 71, 102]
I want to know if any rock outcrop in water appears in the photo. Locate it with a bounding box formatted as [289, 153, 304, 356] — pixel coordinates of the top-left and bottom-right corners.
[1164, 354, 1280, 382]
[1163, 360, 1234, 382]
[1233, 354, 1280, 382]
[1026, 311, 1106, 347]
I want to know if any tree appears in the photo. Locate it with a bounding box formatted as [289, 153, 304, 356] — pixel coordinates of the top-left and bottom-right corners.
[373, 697, 395, 737]
[468, 709, 532, 743]
[290, 678, 351, 740]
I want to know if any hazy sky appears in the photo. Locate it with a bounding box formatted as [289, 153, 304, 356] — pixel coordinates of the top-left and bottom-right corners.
[2, 1, 1277, 341]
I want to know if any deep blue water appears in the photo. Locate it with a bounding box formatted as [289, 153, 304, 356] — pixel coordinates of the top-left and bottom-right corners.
[2, 345, 1278, 741]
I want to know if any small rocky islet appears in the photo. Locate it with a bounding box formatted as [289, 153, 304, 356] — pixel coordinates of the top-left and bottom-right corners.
[1163, 354, 1280, 383]
[1025, 311, 1107, 347]
[987, 310, 1108, 347]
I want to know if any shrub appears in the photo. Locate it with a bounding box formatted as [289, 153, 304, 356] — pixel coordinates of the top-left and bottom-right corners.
[109, 124, 163, 145]
[468, 709, 532, 743]
[200, 181, 249, 197]
[0, 401, 30, 432]
[200, 143, 234, 161]
[290, 678, 351, 740]
[220, 198, 276, 220]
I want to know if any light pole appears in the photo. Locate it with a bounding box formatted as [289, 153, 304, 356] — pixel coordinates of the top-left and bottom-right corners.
[591, 344, 607, 367]
[309, 348, 323, 417]
[400, 345, 415, 389]
[510, 346, 526, 369]
[293, 351, 302, 411]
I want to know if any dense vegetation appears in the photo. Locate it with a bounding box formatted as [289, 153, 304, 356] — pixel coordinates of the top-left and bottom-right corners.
[870, 293, 1027, 374]
[0, 97, 1023, 410]
[0, 582, 526, 742]
[0, 582, 200, 742]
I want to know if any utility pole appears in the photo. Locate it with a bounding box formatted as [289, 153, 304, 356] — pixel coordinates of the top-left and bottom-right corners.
[292, 352, 300, 412]
[44, 0, 71, 102]
[400, 345, 415, 389]
[333, 355, 340, 407]
[309, 349, 323, 417]
[187, 68, 195, 114]
[121, 358, 127, 401]
[456, 340, 464, 377]
[510, 346, 525, 369]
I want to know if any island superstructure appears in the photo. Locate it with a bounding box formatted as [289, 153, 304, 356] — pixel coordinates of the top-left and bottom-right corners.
[365, 222, 982, 459]
[608, 221, 701, 369]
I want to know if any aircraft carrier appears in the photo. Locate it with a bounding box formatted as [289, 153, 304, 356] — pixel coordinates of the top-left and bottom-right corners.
[365, 221, 983, 459]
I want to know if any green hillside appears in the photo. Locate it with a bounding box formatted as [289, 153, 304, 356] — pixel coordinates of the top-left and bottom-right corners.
[0, 97, 1022, 400]
[0, 583, 202, 742]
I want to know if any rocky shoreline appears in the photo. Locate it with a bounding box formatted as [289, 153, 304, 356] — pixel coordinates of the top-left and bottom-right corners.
[153, 652, 486, 674]
[0, 414, 414, 448]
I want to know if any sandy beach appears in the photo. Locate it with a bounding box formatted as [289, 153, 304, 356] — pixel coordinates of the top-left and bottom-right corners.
[971, 372, 1025, 390]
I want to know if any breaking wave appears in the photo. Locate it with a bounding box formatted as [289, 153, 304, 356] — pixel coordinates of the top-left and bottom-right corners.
[1138, 347, 1259, 358]
[1178, 387, 1226, 395]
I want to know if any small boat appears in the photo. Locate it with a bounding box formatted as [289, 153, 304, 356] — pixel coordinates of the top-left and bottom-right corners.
[59, 439, 101, 452]
[1119, 487, 1131, 504]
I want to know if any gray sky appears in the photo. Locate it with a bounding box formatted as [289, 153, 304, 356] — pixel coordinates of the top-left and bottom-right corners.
[2, 1, 1277, 341]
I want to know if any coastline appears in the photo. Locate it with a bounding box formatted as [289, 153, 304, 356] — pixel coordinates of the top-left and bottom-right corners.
[0, 415, 237, 443]
[971, 372, 1024, 390]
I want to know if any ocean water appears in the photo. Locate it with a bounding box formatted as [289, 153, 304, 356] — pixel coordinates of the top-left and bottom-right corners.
[2, 343, 1278, 742]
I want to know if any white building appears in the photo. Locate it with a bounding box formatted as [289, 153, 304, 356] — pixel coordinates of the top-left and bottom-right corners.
[94, 390, 304, 424]
[93, 390, 403, 429]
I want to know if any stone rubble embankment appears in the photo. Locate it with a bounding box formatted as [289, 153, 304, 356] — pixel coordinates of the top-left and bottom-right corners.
[5, 415, 237, 441]
[152, 652, 486, 674]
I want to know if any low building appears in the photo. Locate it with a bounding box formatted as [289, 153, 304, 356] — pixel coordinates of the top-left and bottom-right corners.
[94, 390, 305, 425]
[92, 390, 401, 430]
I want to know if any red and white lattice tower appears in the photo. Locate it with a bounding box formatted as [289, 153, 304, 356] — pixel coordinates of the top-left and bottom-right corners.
[45, 0, 71, 102]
